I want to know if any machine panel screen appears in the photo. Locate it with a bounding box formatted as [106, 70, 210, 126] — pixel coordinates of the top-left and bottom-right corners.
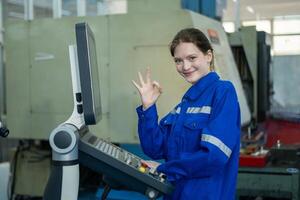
[75, 22, 102, 125]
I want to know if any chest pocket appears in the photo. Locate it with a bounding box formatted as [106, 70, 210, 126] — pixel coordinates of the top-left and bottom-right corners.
[182, 116, 209, 152]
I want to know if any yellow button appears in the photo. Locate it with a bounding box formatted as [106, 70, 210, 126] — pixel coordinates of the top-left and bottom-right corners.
[139, 166, 146, 173]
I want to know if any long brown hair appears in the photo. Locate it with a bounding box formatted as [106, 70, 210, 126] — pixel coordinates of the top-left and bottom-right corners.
[169, 28, 215, 71]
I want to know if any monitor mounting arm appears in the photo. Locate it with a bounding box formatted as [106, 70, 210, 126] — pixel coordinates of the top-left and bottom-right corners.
[44, 45, 84, 200]
[64, 45, 85, 130]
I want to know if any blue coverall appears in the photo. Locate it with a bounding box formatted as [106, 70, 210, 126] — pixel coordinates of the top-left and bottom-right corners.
[136, 72, 241, 200]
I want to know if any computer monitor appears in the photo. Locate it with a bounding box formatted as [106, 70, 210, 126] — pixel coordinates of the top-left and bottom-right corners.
[75, 22, 102, 125]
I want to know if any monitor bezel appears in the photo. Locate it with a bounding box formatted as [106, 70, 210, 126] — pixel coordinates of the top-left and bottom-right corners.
[75, 22, 102, 125]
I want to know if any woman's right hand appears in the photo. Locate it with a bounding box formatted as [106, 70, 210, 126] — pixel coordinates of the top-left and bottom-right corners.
[132, 68, 162, 110]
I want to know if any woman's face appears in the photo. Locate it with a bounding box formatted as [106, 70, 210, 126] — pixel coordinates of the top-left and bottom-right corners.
[173, 42, 212, 84]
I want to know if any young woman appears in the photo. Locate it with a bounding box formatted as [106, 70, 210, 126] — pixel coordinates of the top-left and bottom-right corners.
[132, 28, 241, 200]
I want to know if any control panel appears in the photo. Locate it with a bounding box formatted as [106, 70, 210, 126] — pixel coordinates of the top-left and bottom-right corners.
[78, 129, 173, 199]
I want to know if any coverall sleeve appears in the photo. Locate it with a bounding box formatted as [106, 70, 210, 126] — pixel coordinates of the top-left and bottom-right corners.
[157, 83, 241, 181]
[136, 104, 168, 160]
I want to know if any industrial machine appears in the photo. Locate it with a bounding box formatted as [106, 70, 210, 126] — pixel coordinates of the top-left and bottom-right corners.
[44, 22, 173, 200]
[229, 26, 300, 200]
[228, 26, 272, 124]
[229, 26, 272, 168]
[5, 0, 250, 142]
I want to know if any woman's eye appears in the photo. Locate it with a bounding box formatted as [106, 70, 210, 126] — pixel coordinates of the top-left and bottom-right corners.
[175, 59, 182, 65]
[189, 57, 196, 61]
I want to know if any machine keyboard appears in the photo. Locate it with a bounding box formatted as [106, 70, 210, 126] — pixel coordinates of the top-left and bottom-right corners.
[79, 132, 174, 198]
[85, 135, 140, 166]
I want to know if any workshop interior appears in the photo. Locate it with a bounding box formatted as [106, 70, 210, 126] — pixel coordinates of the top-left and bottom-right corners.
[0, 0, 300, 200]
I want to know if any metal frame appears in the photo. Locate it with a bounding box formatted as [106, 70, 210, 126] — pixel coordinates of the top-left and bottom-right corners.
[77, 0, 86, 16]
[53, 0, 62, 18]
[24, 0, 34, 20]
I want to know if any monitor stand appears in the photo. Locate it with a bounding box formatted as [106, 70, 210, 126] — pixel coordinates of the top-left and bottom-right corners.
[43, 45, 83, 200]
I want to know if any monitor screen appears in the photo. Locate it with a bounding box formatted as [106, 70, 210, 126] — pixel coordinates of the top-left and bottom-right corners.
[75, 22, 102, 125]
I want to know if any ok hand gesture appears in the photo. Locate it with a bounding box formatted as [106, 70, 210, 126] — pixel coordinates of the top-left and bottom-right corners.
[132, 68, 162, 110]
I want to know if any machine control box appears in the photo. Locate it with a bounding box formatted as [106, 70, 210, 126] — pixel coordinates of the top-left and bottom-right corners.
[79, 130, 173, 198]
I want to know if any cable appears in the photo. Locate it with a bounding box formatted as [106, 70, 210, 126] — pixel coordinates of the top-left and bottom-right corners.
[101, 184, 111, 200]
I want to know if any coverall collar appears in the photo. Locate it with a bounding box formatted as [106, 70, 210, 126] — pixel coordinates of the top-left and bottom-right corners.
[183, 71, 220, 101]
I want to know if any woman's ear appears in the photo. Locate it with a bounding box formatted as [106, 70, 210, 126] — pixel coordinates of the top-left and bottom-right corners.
[205, 50, 213, 63]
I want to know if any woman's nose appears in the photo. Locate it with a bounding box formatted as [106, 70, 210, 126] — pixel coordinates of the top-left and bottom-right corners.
[182, 60, 191, 71]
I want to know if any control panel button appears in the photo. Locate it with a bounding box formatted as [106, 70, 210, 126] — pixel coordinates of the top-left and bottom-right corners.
[139, 166, 146, 173]
[76, 93, 82, 102]
[77, 104, 83, 114]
